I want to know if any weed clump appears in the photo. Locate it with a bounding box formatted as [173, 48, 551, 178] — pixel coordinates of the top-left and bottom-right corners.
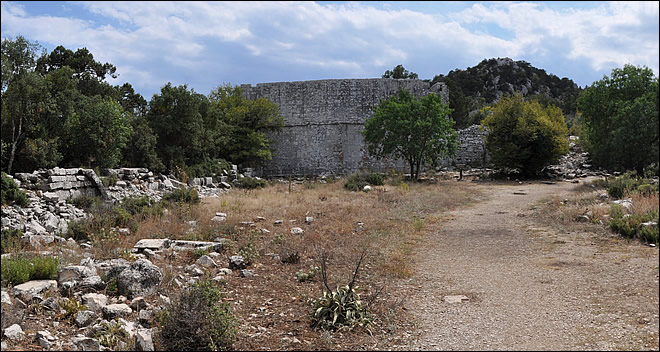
[344, 171, 385, 191]
[157, 279, 236, 351]
[163, 186, 200, 204]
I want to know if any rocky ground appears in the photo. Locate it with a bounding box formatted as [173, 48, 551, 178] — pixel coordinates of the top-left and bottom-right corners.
[2, 145, 657, 351]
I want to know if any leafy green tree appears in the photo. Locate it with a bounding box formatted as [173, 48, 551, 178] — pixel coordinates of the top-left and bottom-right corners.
[578, 65, 659, 174]
[363, 89, 458, 180]
[65, 96, 132, 168]
[1, 71, 54, 173]
[208, 84, 284, 167]
[147, 83, 206, 171]
[481, 93, 569, 177]
[1, 35, 45, 92]
[382, 64, 419, 79]
[122, 116, 164, 172]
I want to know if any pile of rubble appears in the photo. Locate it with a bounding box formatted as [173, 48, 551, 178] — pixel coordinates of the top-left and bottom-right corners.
[542, 136, 607, 179]
[2, 164, 266, 248]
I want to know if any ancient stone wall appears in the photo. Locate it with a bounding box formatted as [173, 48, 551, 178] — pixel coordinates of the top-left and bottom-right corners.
[241, 78, 448, 177]
[439, 125, 490, 169]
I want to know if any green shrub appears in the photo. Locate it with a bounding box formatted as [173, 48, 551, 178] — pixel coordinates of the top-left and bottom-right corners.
[56, 298, 88, 323]
[237, 243, 259, 266]
[482, 93, 569, 177]
[607, 171, 643, 199]
[158, 279, 236, 351]
[344, 171, 385, 191]
[1, 256, 31, 286]
[296, 266, 318, 282]
[1, 255, 59, 286]
[163, 187, 200, 204]
[30, 256, 60, 280]
[69, 195, 103, 210]
[101, 174, 119, 187]
[637, 183, 659, 196]
[609, 206, 659, 243]
[235, 177, 268, 190]
[186, 158, 233, 179]
[1, 172, 30, 207]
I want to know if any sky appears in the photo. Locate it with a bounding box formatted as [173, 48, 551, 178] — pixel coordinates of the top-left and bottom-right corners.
[2, 1, 658, 100]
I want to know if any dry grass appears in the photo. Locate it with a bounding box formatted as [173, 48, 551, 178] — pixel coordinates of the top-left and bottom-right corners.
[534, 179, 659, 240]
[2, 177, 481, 351]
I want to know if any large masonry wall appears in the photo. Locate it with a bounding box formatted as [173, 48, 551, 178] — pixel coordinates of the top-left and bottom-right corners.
[241, 78, 448, 177]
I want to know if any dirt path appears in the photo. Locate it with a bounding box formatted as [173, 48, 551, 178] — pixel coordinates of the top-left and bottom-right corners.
[402, 179, 659, 350]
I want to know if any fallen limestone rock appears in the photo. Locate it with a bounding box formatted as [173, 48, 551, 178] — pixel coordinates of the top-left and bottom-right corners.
[117, 259, 163, 298]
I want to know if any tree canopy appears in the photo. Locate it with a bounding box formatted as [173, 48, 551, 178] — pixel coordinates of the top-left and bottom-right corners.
[382, 64, 419, 79]
[577, 64, 659, 175]
[481, 93, 569, 177]
[1, 36, 284, 178]
[363, 89, 458, 180]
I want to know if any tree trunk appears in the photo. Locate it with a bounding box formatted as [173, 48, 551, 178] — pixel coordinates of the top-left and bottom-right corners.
[7, 140, 18, 175]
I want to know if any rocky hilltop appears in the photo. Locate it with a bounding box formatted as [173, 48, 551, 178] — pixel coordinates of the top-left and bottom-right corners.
[432, 57, 582, 128]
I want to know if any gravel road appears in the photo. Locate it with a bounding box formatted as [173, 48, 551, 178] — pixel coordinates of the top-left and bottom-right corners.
[403, 179, 659, 350]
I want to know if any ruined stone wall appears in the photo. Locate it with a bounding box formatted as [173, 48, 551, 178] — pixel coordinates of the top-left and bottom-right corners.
[241, 78, 448, 177]
[439, 125, 490, 169]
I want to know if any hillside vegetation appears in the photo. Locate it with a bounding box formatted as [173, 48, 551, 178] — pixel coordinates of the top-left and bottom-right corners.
[432, 57, 581, 129]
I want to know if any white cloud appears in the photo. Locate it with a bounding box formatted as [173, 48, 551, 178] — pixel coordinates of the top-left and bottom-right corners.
[2, 1, 657, 96]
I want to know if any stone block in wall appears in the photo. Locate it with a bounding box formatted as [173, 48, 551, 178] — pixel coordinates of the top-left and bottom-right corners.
[48, 175, 66, 183]
[48, 182, 64, 190]
[65, 168, 80, 175]
[48, 167, 66, 176]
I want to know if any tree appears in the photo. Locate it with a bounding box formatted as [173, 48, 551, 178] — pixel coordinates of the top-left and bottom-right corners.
[65, 96, 132, 168]
[1, 71, 54, 173]
[208, 84, 284, 167]
[481, 93, 569, 177]
[363, 89, 458, 180]
[147, 83, 206, 171]
[577, 65, 659, 175]
[382, 64, 419, 79]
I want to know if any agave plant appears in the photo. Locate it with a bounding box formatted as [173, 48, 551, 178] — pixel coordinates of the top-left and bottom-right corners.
[310, 250, 374, 331]
[311, 284, 371, 330]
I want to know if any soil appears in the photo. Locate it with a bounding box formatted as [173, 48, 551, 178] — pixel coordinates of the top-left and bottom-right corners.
[395, 178, 659, 350]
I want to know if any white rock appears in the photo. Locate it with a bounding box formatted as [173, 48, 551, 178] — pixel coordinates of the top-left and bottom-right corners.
[196, 255, 217, 267]
[82, 293, 108, 312]
[290, 227, 304, 235]
[136, 328, 155, 351]
[13, 280, 57, 302]
[3, 324, 24, 340]
[102, 304, 132, 319]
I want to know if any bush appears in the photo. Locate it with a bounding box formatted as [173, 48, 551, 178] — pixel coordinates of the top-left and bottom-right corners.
[606, 172, 657, 199]
[344, 171, 385, 191]
[235, 177, 268, 189]
[187, 158, 233, 179]
[157, 279, 236, 351]
[607, 172, 644, 199]
[1, 172, 30, 207]
[163, 187, 200, 204]
[1, 255, 59, 286]
[69, 195, 103, 210]
[237, 243, 259, 266]
[481, 93, 569, 177]
[609, 205, 659, 243]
